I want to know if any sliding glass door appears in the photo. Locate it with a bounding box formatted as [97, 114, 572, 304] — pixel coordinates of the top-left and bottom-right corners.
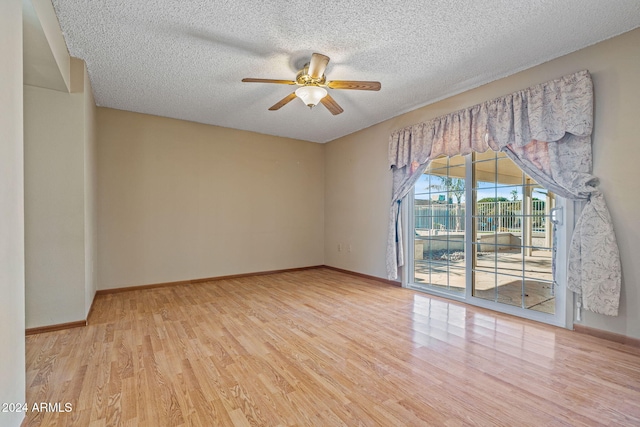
[408, 150, 565, 325]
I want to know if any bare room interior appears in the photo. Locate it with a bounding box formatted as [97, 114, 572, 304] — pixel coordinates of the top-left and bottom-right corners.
[2, 1, 640, 426]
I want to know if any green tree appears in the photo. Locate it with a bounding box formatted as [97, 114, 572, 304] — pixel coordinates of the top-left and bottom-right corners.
[478, 197, 508, 203]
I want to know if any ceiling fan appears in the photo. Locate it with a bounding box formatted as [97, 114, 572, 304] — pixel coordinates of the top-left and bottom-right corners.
[242, 53, 381, 115]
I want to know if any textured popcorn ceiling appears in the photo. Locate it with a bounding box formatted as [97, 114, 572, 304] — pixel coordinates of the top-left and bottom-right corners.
[51, 0, 640, 143]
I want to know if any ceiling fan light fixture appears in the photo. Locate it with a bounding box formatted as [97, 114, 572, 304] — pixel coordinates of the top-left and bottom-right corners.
[242, 52, 379, 115]
[295, 86, 327, 108]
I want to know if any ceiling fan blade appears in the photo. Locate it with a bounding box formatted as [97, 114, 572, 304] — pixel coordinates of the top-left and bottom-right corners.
[327, 80, 381, 91]
[242, 78, 297, 85]
[308, 53, 330, 79]
[268, 92, 298, 111]
[320, 94, 344, 115]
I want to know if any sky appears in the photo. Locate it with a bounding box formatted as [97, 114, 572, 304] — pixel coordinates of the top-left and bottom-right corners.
[413, 173, 548, 202]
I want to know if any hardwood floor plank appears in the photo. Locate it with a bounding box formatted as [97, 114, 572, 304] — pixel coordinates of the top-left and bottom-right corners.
[23, 268, 640, 426]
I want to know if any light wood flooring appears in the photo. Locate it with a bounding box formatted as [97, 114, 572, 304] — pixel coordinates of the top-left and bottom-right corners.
[24, 268, 640, 426]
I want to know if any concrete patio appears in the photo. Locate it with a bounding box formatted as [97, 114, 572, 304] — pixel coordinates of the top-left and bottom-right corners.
[414, 248, 554, 314]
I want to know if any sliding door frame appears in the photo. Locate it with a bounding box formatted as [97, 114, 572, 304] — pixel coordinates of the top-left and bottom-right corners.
[403, 154, 574, 329]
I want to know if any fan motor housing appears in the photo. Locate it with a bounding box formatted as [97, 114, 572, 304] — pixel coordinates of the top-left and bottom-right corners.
[296, 64, 326, 86]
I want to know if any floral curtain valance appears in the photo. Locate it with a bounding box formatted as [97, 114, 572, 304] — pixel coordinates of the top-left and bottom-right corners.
[389, 70, 593, 169]
[386, 70, 622, 316]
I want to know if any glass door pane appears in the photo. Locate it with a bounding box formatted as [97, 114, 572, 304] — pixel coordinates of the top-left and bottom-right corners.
[412, 155, 466, 294]
[471, 151, 555, 314]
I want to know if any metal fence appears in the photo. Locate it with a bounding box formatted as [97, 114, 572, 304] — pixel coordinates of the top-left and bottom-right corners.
[415, 203, 466, 231]
[415, 200, 547, 233]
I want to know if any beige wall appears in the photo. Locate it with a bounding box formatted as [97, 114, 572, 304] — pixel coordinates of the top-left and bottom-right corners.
[0, 1, 25, 425]
[24, 59, 96, 328]
[324, 124, 393, 279]
[29, 0, 70, 90]
[325, 28, 640, 339]
[22, 0, 69, 92]
[24, 83, 85, 327]
[83, 62, 97, 317]
[97, 109, 325, 289]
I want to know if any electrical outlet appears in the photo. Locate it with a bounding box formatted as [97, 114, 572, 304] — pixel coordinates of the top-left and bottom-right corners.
[348, 244, 352, 253]
[338, 244, 342, 252]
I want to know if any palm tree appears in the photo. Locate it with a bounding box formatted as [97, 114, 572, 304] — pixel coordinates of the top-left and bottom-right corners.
[429, 177, 464, 231]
